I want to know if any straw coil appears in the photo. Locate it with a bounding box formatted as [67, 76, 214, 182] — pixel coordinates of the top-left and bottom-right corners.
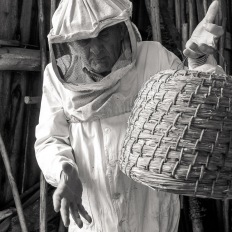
[120, 69, 232, 199]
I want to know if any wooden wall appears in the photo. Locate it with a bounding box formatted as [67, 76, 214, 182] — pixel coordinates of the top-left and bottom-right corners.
[0, 0, 54, 205]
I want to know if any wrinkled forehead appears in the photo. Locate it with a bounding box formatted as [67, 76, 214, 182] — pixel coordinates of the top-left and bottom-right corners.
[68, 23, 126, 50]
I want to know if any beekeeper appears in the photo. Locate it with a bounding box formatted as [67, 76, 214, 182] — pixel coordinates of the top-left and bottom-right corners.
[35, 0, 224, 231]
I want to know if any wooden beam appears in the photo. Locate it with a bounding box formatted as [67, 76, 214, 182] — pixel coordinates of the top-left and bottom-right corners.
[24, 96, 41, 104]
[0, 47, 40, 71]
[0, 40, 20, 47]
[0, 133, 28, 232]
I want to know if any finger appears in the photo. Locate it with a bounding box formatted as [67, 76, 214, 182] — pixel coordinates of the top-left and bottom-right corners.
[60, 198, 70, 227]
[70, 202, 83, 228]
[204, 1, 219, 23]
[203, 23, 224, 37]
[53, 188, 64, 212]
[77, 204, 92, 224]
[183, 48, 202, 59]
[185, 41, 203, 55]
[198, 44, 215, 54]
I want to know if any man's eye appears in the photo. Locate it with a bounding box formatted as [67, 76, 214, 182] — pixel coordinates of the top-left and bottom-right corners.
[99, 30, 109, 38]
[77, 39, 90, 47]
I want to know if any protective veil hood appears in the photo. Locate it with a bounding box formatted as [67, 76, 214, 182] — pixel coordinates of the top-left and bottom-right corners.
[48, 0, 135, 43]
[46, 0, 142, 122]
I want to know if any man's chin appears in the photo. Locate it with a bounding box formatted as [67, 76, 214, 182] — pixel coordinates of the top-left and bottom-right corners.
[91, 63, 111, 75]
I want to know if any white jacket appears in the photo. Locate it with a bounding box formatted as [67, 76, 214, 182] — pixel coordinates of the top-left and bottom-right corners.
[35, 41, 182, 232]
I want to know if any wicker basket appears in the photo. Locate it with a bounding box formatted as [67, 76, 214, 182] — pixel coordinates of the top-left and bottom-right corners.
[120, 69, 232, 199]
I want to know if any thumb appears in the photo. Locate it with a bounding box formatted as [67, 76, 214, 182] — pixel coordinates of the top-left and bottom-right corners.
[62, 162, 74, 175]
[204, 1, 219, 23]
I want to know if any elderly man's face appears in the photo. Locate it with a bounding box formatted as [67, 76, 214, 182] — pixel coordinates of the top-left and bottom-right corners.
[74, 24, 123, 76]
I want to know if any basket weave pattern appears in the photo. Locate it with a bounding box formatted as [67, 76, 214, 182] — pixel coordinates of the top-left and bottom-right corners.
[120, 69, 232, 199]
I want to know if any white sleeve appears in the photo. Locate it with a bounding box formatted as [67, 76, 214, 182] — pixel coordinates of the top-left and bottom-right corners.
[34, 65, 77, 187]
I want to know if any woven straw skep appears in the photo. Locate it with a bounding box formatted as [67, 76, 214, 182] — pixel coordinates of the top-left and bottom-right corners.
[119, 69, 232, 199]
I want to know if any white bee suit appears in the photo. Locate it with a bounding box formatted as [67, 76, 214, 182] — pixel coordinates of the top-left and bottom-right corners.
[35, 0, 182, 231]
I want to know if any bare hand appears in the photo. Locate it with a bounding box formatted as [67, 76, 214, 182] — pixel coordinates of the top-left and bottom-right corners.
[183, 1, 224, 59]
[53, 162, 92, 228]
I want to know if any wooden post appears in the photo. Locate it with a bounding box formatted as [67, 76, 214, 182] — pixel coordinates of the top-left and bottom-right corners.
[196, 0, 205, 22]
[160, 0, 181, 50]
[20, 0, 35, 194]
[175, 0, 181, 33]
[182, 23, 189, 51]
[180, 0, 187, 24]
[188, 0, 198, 37]
[203, 0, 208, 15]
[0, 133, 28, 232]
[145, 0, 161, 42]
[38, 0, 48, 75]
[38, 0, 48, 230]
[20, 0, 33, 43]
[40, 173, 47, 232]
[223, 199, 230, 232]
[50, 0, 57, 29]
[189, 197, 204, 232]
[219, 0, 227, 70]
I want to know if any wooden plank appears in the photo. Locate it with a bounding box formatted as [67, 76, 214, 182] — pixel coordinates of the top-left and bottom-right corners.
[0, 187, 58, 232]
[38, 0, 48, 75]
[150, 0, 161, 42]
[168, 0, 175, 23]
[145, 0, 161, 42]
[0, 0, 18, 39]
[0, 133, 28, 231]
[40, 173, 47, 232]
[180, 0, 187, 24]
[50, 0, 57, 29]
[20, 0, 34, 43]
[189, 197, 204, 232]
[175, 0, 181, 33]
[203, 0, 208, 15]
[160, 0, 181, 49]
[182, 23, 189, 51]
[223, 199, 230, 232]
[188, 0, 198, 37]
[0, 0, 19, 208]
[196, 0, 205, 22]
[0, 208, 16, 221]
[0, 47, 40, 71]
[219, 0, 227, 67]
[38, 0, 48, 231]
[225, 32, 231, 50]
[19, 0, 37, 194]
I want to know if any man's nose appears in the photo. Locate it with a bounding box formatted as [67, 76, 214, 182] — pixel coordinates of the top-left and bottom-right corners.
[89, 38, 103, 55]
